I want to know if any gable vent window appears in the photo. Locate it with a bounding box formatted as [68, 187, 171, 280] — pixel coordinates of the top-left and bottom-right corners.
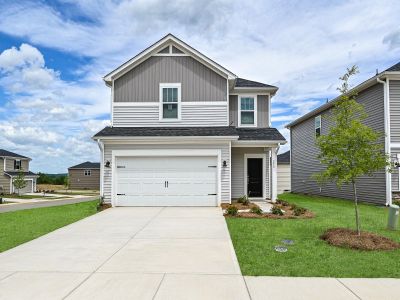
[239, 96, 257, 127]
[160, 83, 181, 120]
[315, 115, 321, 137]
[14, 160, 21, 170]
[84, 170, 91, 176]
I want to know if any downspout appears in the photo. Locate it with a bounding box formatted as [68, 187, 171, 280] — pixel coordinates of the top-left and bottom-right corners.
[377, 77, 392, 206]
[96, 139, 105, 199]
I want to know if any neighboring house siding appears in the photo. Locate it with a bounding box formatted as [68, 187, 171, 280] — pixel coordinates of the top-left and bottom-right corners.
[291, 83, 386, 205]
[391, 149, 400, 192]
[113, 103, 228, 127]
[231, 147, 270, 199]
[114, 56, 227, 103]
[4, 159, 29, 171]
[229, 95, 269, 127]
[277, 163, 291, 194]
[0, 158, 10, 194]
[390, 80, 400, 143]
[102, 143, 231, 204]
[69, 169, 100, 190]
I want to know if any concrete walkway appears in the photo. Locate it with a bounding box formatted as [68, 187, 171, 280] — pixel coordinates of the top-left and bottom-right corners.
[0, 207, 399, 299]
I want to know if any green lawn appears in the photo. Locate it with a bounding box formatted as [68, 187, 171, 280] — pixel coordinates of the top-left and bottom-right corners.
[0, 200, 99, 252]
[1, 194, 57, 199]
[226, 193, 400, 278]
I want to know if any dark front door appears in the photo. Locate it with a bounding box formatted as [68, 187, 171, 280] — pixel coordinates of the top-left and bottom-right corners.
[247, 158, 263, 197]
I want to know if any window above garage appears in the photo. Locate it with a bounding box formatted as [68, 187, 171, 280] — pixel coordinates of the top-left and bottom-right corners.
[159, 83, 181, 121]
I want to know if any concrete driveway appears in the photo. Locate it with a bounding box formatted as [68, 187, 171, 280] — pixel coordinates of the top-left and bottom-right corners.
[0, 207, 250, 299]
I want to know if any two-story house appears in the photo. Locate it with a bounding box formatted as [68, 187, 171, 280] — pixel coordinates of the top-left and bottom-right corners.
[287, 61, 400, 206]
[93, 34, 286, 207]
[0, 149, 38, 194]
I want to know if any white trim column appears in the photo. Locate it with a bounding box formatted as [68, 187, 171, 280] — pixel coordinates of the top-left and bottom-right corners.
[271, 147, 278, 203]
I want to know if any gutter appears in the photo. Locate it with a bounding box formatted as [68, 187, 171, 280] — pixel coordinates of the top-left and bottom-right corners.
[377, 77, 392, 206]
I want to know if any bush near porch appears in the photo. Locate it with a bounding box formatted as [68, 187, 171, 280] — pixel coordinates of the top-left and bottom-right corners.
[226, 193, 400, 277]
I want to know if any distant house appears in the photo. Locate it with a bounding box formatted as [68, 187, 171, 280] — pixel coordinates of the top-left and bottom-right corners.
[0, 149, 38, 194]
[68, 162, 100, 190]
[277, 151, 291, 194]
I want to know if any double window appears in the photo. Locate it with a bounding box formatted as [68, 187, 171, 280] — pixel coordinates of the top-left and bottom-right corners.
[160, 83, 181, 120]
[315, 115, 321, 137]
[14, 160, 21, 170]
[239, 96, 257, 127]
[84, 170, 91, 176]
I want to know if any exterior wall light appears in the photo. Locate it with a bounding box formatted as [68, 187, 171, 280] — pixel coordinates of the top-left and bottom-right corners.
[105, 161, 111, 168]
[223, 160, 227, 167]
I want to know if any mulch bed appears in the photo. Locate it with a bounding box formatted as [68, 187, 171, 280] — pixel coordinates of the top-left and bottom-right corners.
[97, 203, 112, 212]
[221, 202, 259, 210]
[320, 228, 400, 251]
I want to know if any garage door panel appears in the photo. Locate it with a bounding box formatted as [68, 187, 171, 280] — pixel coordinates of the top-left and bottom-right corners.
[115, 156, 218, 206]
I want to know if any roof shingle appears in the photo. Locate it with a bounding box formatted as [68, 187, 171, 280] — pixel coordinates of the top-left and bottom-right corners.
[0, 149, 29, 159]
[69, 162, 100, 169]
[235, 78, 277, 89]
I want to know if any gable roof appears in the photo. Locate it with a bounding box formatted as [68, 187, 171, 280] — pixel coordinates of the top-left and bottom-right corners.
[69, 162, 100, 170]
[103, 34, 237, 85]
[277, 151, 290, 164]
[0, 149, 29, 159]
[286, 61, 400, 128]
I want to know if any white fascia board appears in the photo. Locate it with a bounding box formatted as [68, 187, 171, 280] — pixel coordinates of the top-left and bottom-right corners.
[103, 34, 236, 84]
[232, 140, 286, 147]
[231, 87, 278, 96]
[94, 136, 238, 142]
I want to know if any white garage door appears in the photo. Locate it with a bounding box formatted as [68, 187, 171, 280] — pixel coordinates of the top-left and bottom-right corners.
[115, 156, 218, 206]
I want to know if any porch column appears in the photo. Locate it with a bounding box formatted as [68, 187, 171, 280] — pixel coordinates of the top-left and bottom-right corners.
[271, 147, 278, 203]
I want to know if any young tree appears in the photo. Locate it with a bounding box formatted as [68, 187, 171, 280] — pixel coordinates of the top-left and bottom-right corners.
[315, 66, 390, 236]
[64, 175, 70, 193]
[13, 171, 27, 196]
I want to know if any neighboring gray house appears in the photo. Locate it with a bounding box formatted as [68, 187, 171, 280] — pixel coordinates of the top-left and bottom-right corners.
[0, 149, 38, 194]
[286, 62, 400, 206]
[68, 162, 100, 190]
[93, 34, 286, 207]
[277, 151, 291, 194]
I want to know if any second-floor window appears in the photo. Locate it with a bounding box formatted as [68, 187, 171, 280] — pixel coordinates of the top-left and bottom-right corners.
[14, 160, 21, 170]
[315, 115, 321, 137]
[84, 170, 91, 176]
[239, 96, 257, 127]
[160, 83, 181, 120]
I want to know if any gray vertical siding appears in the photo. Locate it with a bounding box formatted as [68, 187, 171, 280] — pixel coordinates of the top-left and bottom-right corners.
[390, 80, 400, 143]
[102, 143, 231, 204]
[229, 95, 269, 127]
[231, 147, 270, 199]
[291, 83, 386, 205]
[114, 56, 227, 102]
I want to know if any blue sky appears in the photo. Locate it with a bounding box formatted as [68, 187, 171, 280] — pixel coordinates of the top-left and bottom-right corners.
[0, 0, 399, 173]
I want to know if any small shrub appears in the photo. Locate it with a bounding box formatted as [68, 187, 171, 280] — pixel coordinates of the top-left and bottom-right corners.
[237, 195, 249, 204]
[293, 206, 307, 216]
[393, 200, 400, 207]
[271, 206, 284, 215]
[250, 206, 263, 215]
[226, 205, 238, 216]
[277, 199, 289, 206]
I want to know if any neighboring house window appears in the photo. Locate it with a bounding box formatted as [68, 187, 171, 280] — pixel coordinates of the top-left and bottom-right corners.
[160, 83, 181, 120]
[14, 160, 21, 170]
[315, 115, 321, 137]
[239, 96, 257, 127]
[84, 170, 91, 176]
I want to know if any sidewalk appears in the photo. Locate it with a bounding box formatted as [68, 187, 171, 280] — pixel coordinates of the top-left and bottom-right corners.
[244, 276, 400, 300]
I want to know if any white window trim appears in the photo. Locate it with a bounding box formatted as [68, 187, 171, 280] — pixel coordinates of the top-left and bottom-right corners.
[315, 115, 321, 137]
[159, 83, 182, 122]
[238, 95, 257, 128]
[244, 153, 266, 199]
[14, 159, 21, 170]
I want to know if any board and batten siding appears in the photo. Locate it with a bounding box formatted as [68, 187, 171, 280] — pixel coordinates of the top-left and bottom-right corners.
[229, 95, 269, 127]
[102, 143, 231, 204]
[291, 83, 386, 205]
[277, 163, 291, 194]
[114, 56, 227, 102]
[113, 103, 228, 127]
[231, 147, 270, 199]
[390, 80, 400, 143]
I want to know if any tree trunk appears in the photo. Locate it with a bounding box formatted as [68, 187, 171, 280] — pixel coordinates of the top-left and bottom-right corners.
[352, 180, 361, 236]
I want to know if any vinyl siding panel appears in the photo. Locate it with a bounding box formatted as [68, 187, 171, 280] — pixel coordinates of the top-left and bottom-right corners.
[4, 158, 29, 172]
[390, 80, 400, 143]
[229, 95, 269, 127]
[102, 143, 231, 204]
[291, 83, 386, 205]
[277, 163, 291, 194]
[113, 103, 228, 127]
[0, 158, 11, 194]
[231, 147, 270, 199]
[391, 148, 400, 191]
[69, 169, 100, 190]
[114, 56, 227, 102]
